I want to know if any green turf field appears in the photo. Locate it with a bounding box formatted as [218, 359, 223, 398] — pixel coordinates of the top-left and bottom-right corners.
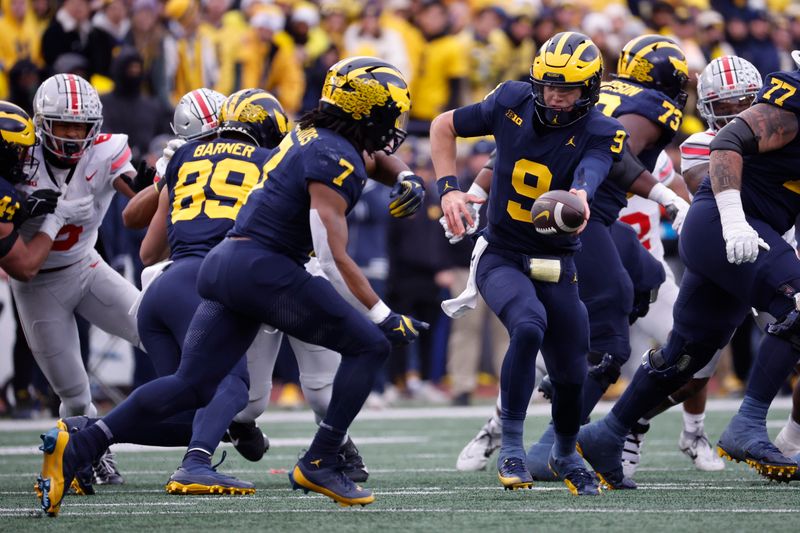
[1, 400, 799, 532]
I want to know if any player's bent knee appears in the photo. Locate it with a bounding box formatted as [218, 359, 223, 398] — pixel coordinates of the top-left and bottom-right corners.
[511, 321, 545, 347]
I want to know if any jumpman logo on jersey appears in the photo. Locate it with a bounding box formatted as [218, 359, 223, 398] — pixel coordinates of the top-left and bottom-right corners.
[565, 136, 576, 147]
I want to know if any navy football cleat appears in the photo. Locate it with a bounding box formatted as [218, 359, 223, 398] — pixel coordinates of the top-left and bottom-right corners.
[165, 465, 255, 495]
[36, 427, 77, 517]
[526, 424, 558, 481]
[289, 457, 375, 506]
[339, 437, 369, 483]
[717, 414, 798, 481]
[548, 451, 601, 496]
[55, 417, 95, 496]
[576, 420, 637, 490]
[223, 420, 270, 462]
[497, 456, 533, 490]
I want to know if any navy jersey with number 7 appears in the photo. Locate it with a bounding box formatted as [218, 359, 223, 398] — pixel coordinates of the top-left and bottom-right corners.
[231, 126, 368, 264]
[164, 137, 274, 260]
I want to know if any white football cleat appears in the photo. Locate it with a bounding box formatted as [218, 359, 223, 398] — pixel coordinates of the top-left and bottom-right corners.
[679, 430, 725, 471]
[456, 418, 501, 471]
[774, 424, 800, 458]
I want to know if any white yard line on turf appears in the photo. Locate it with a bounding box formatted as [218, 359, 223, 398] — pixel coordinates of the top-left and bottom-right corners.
[0, 398, 791, 432]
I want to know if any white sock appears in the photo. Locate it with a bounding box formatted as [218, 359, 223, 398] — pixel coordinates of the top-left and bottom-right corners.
[637, 417, 651, 427]
[683, 411, 705, 434]
[784, 417, 800, 443]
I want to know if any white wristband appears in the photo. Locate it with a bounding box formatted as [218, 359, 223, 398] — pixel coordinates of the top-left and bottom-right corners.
[714, 189, 748, 225]
[38, 214, 63, 240]
[367, 300, 391, 323]
[647, 182, 677, 206]
[467, 181, 488, 201]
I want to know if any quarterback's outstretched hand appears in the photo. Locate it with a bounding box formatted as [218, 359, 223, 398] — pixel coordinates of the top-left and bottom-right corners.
[378, 312, 430, 346]
[24, 189, 60, 219]
[389, 173, 425, 218]
[439, 202, 480, 243]
[441, 190, 486, 238]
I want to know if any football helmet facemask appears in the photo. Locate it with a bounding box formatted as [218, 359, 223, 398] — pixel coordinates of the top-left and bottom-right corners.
[218, 89, 289, 149]
[697, 56, 762, 131]
[616, 35, 690, 109]
[530, 31, 603, 128]
[172, 88, 227, 141]
[319, 56, 411, 154]
[33, 74, 103, 163]
[0, 101, 38, 183]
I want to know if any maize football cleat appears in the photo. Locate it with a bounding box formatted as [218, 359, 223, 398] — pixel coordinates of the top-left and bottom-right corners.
[548, 451, 601, 496]
[55, 417, 95, 496]
[717, 414, 797, 481]
[525, 424, 558, 481]
[576, 420, 636, 490]
[679, 430, 724, 472]
[456, 417, 501, 471]
[497, 457, 533, 490]
[621, 421, 649, 479]
[223, 420, 270, 462]
[289, 458, 375, 507]
[36, 427, 76, 517]
[339, 437, 369, 483]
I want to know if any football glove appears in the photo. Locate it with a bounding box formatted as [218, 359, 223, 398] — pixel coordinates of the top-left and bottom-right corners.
[716, 189, 769, 264]
[439, 202, 480, 244]
[24, 189, 60, 219]
[39, 195, 95, 239]
[132, 159, 157, 193]
[664, 196, 690, 234]
[389, 174, 425, 218]
[378, 312, 429, 346]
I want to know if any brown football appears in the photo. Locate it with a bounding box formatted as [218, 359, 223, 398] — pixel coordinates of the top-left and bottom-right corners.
[531, 190, 586, 235]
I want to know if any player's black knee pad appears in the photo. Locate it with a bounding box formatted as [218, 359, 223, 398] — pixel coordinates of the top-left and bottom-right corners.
[587, 351, 621, 391]
[767, 308, 800, 351]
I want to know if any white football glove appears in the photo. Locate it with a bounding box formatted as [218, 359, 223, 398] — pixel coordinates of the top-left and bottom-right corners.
[163, 138, 186, 160]
[666, 196, 690, 234]
[39, 195, 95, 240]
[716, 189, 769, 264]
[439, 202, 480, 244]
[648, 182, 690, 234]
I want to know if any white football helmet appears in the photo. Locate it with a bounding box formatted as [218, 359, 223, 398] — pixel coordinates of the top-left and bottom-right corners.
[33, 74, 103, 163]
[697, 56, 762, 131]
[171, 88, 226, 141]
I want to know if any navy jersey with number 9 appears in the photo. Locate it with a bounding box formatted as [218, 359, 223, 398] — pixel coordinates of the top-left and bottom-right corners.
[164, 138, 274, 260]
[231, 126, 367, 264]
[453, 81, 625, 255]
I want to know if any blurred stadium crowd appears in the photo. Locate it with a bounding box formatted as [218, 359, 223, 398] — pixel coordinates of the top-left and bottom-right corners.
[2, 0, 799, 417]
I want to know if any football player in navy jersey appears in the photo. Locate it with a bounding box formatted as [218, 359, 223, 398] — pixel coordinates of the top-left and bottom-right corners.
[524, 35, 693, 487]
[576, 66, 800, 484]
[0, 101, 92, 280]
[432, 32, 626, 496]
[34, 57, 425, 516]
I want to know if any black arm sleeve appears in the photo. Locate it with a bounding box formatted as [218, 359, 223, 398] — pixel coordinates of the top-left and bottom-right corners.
[607, 147, 647, 190]
[709, 118, 759, 155]
[0, 228, 19, 259]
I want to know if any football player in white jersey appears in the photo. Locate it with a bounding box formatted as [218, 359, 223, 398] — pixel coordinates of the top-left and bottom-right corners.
[619, 56, 763, 477]
[10, 74, 140, 482]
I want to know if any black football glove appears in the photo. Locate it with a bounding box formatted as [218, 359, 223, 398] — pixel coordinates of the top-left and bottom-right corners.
[378, 312, 429, 346]
[132, 159, 157, 193]
[629, 288, 658, 325]
[24, 189, 61, 219]
[388, 174, 425, 218]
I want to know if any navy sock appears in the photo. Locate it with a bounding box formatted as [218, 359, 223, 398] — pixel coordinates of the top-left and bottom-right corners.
[551, 381, 583, 437]
[189, 367, 249, 453]
[738, 395, 769, 422]
[499, 416, 525, 462]
[553, 431, 578, 458]
[745, 335, 800, 404]
[304, 423, 346, 467]
[69, 423, 111, 467]
[182, 448, 212, 470]
[611, 365, 677, 430]
[579, 375, 606, 421]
